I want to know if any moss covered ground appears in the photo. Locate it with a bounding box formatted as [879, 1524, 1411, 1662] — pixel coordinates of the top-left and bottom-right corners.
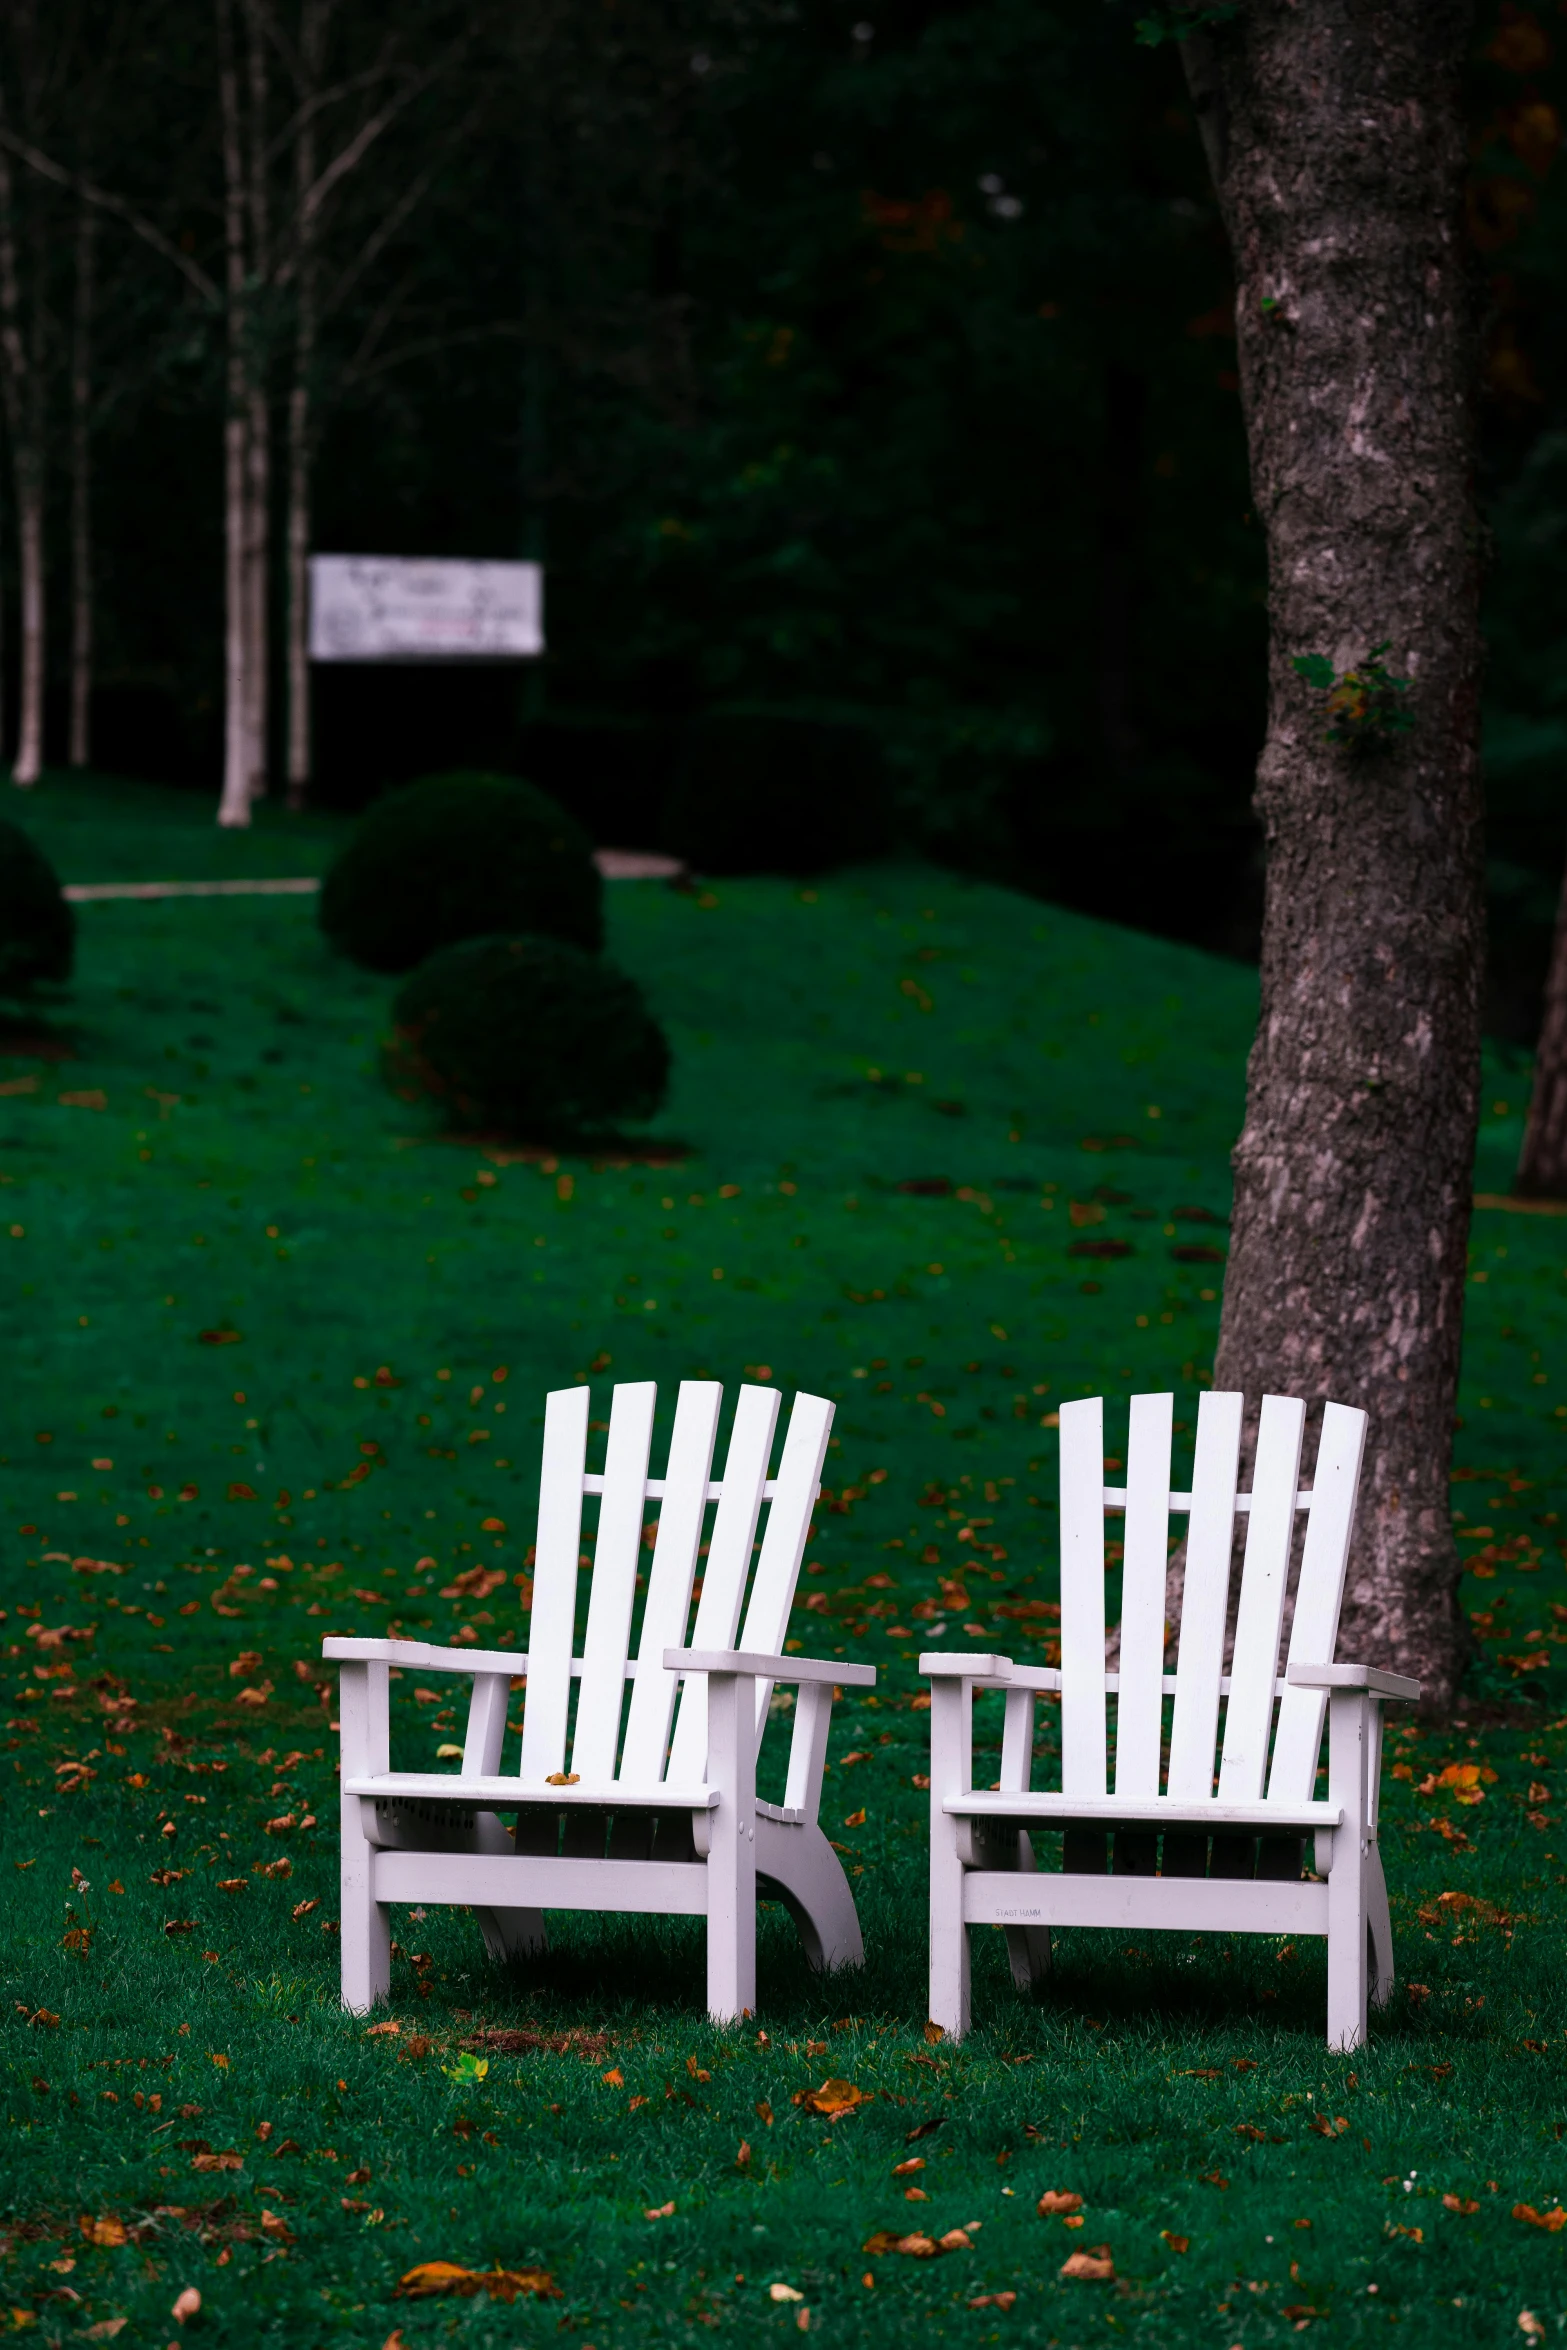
[1, 772, 1565, 2346]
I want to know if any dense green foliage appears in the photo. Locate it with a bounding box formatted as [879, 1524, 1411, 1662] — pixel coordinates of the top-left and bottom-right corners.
[19, 1, 1555, 1011]
[387, 931, 670, 1138]
[318, 774, 603, 974]
[0, 776, 1564, 2342]
[664, 708, 894, 874]
[0, 817, 73, 995]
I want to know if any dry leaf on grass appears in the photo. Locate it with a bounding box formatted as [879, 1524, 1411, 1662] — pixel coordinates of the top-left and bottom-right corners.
[862, 2228, 971, 2259]
[83, 2322, 128, 2340]
[1514, 2204, 1567, 2231]
[259, 2211, 295, 2244]
[1443, 2193, 1480, 2215]
[968, 2293, 1017, 2311]
[1160, 2230, 1190, 2253]
[398, 2262, 559, 2302]
[79, 2216, 129, 2247]
[1060, 2247, 1115, 2281]
[171, 2286, 201, 2321]
[769, 2283, 804, 2302]
[645, 2201, 676, 2220]
[191, 2152, 243, 2174]
[1037, 2190, 1083, 2216]
[796, 2079, 870, 2117]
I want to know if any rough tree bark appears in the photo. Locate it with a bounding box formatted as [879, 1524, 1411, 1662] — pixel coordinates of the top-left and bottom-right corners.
[69, 194, 96, 769]
[1516, 867, 1567, 1195]
[1182, 3, 1484, 1712]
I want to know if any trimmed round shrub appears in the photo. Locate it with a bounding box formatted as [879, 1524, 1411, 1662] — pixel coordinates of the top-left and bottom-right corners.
[386, 934, 671, 1138]
[663, 706, 893, 875]
[0, 820, 74, 994]
[319, 771, 603, 974]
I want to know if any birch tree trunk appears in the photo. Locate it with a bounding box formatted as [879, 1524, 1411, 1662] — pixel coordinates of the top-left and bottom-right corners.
[1516, 866, 1567, 1197]
[0, 137, 42, 787]
[1184, 4, 1483, 1712]
[216, 0, 256, 828]
[242, 5, 270, 805]
[69, 196, 95, 769]
[285, 0, 325, 811]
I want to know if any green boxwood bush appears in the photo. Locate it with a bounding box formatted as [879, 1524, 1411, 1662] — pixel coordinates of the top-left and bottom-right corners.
[0, 819, 74, 994]
[386, 934, 671, 1139]
[663, 707, 893, 875]
[319, 771, 603, 974]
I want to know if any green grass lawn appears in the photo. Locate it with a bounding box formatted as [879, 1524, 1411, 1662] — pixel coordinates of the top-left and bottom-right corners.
[2, 772, 1566, 2347]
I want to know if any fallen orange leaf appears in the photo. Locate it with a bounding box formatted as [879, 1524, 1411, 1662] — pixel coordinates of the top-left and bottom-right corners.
[1442, 2194, 1480, 2216]
[79, 2216, 129, 2247]
[1514, 2204, 1567, 2232]
[799, 2079, 869, 2117]
[1038, 2190, 1084, 2216]
[1160, 2230, 1190, 2253]
[1061, 2248, 1115, 2281]
[398, 2262, 559, 2302]
[645, 2201, 676, 2220]
[969, 2292, 1017, 2311]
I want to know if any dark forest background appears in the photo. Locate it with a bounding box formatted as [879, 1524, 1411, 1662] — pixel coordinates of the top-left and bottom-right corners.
[8, 0, 1567, 1032]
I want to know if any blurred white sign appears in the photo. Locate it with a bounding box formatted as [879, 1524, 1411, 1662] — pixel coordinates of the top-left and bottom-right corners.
[308, 555, 543, 663]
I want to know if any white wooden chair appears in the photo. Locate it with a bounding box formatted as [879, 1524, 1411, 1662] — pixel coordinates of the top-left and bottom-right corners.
[923, 1390, 1419, 2051]
[324, 1378, 873, 2023]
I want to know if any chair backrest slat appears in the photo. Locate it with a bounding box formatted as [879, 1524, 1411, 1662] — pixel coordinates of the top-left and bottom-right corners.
[570, 1381, 658, 1781]
[618, 1382, 723, 1785]
[664, 1384, 782, 1788]
[517, 1385, 591, 1784]
[1164, 1389, 1244, 1800]
[1058, 1395, 1108, 1798]
[1266, 1400, 1367, 1801]
[1113, 1391, 1174, 1800]
[737, 1390, 835, 1745]
[1216, 1394, 1307, 1800]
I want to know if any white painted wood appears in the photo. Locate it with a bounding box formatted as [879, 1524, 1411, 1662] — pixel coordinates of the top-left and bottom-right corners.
[571, 1382, 657, 1783]
[947, 1790, 1340, 1829]
[337, 1660, 391, 2013]
[1058, 1396, 1107, 1800]
[738, 1390, 835, 1742]
[1268, 1402, 1369, 1802]
[373, 1848, 710, 1913]
[927, 1678, 973, 2040]
[619, 1382, 722, 1786]
[920, 1386, 1402, 2053]
[324, 1375, 870, 2025]
[962, 1872, 1329, 1936]
[664, 1385, 781, 1790]
[1217, 1394, 1306, 1802]
[1165, 1389, 1244, 1799]
[517, 1385, 591, 1784]
[1115, 1391, 1174, 1800]
[705, 1668, 758, 2019]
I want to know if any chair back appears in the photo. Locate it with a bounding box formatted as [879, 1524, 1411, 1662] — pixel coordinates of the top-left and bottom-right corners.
[517, 1379, 834, 1791]
[1058, 1389, 1367, 1810]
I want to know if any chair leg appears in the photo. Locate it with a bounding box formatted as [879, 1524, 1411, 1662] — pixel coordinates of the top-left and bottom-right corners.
[470, 1813, 548, 1963]
[755, 1816, 863, 1973]
[1004, 1831, 1050, 1990]
[339, 1794, 390, 2015]
[705, 1671, 757, 2023]
[1325, 1832, 1368, 2053]
[928, 1806, 971, 2041]
[1365, 1843, 1395, 2010]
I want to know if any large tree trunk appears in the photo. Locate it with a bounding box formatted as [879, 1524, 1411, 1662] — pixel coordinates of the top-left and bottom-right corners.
[1517, 863, 1567, 1197]
[69, 196, 95, 769]
[1184, 4, 1484, 1713]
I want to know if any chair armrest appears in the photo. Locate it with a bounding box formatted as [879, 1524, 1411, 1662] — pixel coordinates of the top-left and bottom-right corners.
[1287, 1662, 1422, 1702]
[664, 1646, 875, 1689]
[919, 1651, 1015, 1681]
[322, 1637, 526, 1677]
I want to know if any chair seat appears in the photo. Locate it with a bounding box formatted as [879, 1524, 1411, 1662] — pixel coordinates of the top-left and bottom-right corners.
[946, 1791, 1343, 1832]
[347, 1771, 718, 1810]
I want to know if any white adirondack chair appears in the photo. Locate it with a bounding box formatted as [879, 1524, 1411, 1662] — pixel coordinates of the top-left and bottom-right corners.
[924, 1390, 1419, 2051]
[324, 1378, 873, 2023]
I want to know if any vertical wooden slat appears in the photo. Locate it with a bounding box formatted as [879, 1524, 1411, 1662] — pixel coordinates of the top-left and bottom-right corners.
[1058, 1395, 1107, 1800]
[517, 1384, 591, 1786]
[1267, 1401, 1368, 1802]
[737, 1389, 834, 1744]
[1217, 1393, 1307, 1801]
[1114, 1391, 1174, 1800]
[570, 1381, 657, 1783]
[665, 1384, 781, 1789]
[1164, 1389, 1244, 1800]
[618, 1381, 723, 1785]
